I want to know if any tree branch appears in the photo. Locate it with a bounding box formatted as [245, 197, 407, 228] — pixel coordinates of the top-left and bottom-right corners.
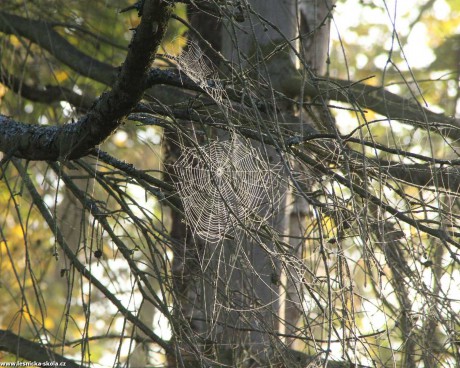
[387, 162, 460, 192]
[11, 159, 173, 356]
[148, 69, 460, 142]
[310, 77, 460, 140]
[0, 0, 173, 160]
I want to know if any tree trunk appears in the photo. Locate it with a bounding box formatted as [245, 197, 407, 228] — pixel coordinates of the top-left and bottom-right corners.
[170, 1, 335, 366]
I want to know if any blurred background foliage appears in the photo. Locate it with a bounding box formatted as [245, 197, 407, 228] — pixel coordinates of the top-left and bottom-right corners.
[330, 0, 460, 160]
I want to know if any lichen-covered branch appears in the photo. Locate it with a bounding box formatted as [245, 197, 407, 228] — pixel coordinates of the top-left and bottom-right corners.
[0, 0, 173, 160]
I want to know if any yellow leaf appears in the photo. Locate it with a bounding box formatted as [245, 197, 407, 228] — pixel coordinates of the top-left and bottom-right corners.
[9, 35, 21, 47]
[321, 215, 336, 236]
[0, 84, 6, 98]
[44, 316, 55, 329]
[55, 70, 68, 82]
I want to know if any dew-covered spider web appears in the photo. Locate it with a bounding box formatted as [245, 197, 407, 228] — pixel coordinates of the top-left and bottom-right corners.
[173, 139, 285, 243]
[173, 40, 228, 107]
[170, 39, 285, 242]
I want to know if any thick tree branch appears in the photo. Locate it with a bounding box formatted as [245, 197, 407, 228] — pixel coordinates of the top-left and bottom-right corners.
[0, 329, 86, 368]
[310, 77, 460, 140]
[387, 163, 460, 192]
[149, 70, 460, 142]
[0, 0, 173, 160]
[258, 42, 460, 138]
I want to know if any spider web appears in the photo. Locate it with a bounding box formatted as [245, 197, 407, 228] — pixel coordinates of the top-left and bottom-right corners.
[173, 139, 285, 243]
[176, 40, 228, 106]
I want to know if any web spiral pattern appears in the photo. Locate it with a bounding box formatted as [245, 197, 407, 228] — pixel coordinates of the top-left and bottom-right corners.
[174, 140, 284, 242]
